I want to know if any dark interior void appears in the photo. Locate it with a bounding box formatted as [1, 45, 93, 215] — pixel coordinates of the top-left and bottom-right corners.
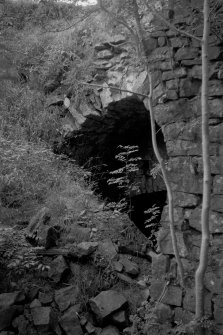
[56, 96, 168, 237]
[130, 191, 167, 239]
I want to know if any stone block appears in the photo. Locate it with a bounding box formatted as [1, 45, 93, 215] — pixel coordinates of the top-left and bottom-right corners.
[0, 307, 17, 331]
[31, 306, 58, 332]
[181, 59, 202, 66]
[174, 192, 199, 208]
[213, 176, 223, 195]
[175, 47, 199, 61]
[119, 257, 139, 278]
[166, 79, 179, 90]
[48, 255, 69, 283]
[150, 280, 182, 306]
[89, 290, 127, 323]
[157, 228, 188, 257]
[151, 253, 170, 278]
[55, 286, 79, 312]
[170, 37, 189, 48]
[162, 68, 187, 81]
[101, 326, 120, 335]
[179, 78, 201, 97]
[111, 309, 129, 328]
[213, 295, 223, 324]
[205, 271, 223, 294]
[189, 207, 223, 233]
[165, 90, 178, 100]
[97, 50, 113, 60]
[154, 303, 173, 323]
[183, 289, 212, 315]
[174, 307, 194, 324]
[59, 306, 83, 335]
[209, 80, 223, 97]
[158, 37, 166, 47]
[211, 195, 223, 213]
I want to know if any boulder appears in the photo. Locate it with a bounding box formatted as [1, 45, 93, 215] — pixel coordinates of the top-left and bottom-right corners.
[59, 306, 83, 335]
[38, 291, 53, 305]
[89, 290, 128, 323]
[0, 291, 25, 331]
[98, 239, 118, 261]
[151, 253, 170, 278]
[0, 292, 25, 308]
[48, 255, 69, 283]
[25, 207, 51, 246]
[101, 326, 120, 335]
[111, 310, 129, 329]
[119, 257, 139, 278]
[0, 307, 17, 331]
[12, 315, 29, 335]
[31, 306, 58, 333]
[75, 241, 98, 258]
[30, 299, 41, 308]
[55, 286, 79, 312]
[154, 303, 173, 323]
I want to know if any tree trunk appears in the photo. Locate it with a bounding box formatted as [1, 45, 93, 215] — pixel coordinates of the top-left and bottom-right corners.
[195, 0, 210, 324]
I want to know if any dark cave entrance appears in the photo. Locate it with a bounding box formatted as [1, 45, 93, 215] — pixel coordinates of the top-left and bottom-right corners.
[61, 96, 168, 238]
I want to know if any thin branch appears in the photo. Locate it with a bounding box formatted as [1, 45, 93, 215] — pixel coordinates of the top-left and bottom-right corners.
[77, 80, 149, 99]
[44, 8, 97, 33]
[144, 1, 202, 42]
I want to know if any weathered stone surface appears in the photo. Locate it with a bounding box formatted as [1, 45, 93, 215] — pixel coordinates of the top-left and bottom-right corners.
[183, 289, 212, 315]
[162, 68, 186, 81]
[149, 280, 182, 306]
[111, 310, 129, 329]
[209, 80, 223, 96]
[213, 176, 223, 195]
[170, 37, 189, 48]
[98, 239, 118, 260]
[26, 207, 51, 246]
[97, 50, 113, 60]
[59, 306, 83, 335]
[174, 192, 199, 207]
[158, 36, 166, 47]
[12, 315, 29, 335]
[154, 303, 173, 323]
[166, 79, 178, 90]
[153, 99, 199, 126]
[166, 90, 178, 100]
[174, 307, 194, 324]
[211, 195, 223, 213]
[38, 291, 53, 305]
[213, 295, 223, 324]
[30, 299, 41, 308]
[48, 255, 69, 283]
[112, 261, 123, 273]
[0, 307, 17, 331]
[119, 257, 139, 278]
[151, 253, 170, 277]
[76, 241, 98, 258]
[175, 47, 199, 60]
[181, 59, 202, 66]
[89, 290, 127, 323]
[158, 228, 188, 257]
[179, 78, 201, 97]
[101, 326, 120, 335]
[205, 271, 223, 294]
[208, 46, 221, 60]
[55, 286, 79, 312]
[189, 207, 223, 233]
[31, 306, 57, 332]
[144, 37, 157, 55]
[0, 292, 25, 308]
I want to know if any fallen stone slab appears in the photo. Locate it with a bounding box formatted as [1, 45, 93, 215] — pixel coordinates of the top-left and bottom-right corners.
[101, 326, 120, 335]
[48, 255, 69, 283]
[55, 286, 79, 312]
[31, 306, 59, 333]
[59, 306, 83, 335]
[89, 290, 127, 324]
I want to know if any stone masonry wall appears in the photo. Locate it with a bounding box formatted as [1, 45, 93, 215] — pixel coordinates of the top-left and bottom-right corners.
[61, 1, 223, 330]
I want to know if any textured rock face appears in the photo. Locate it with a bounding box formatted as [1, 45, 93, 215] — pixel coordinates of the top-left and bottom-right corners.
[89, 290, 127, 324]
[54, 1, 223, 328]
